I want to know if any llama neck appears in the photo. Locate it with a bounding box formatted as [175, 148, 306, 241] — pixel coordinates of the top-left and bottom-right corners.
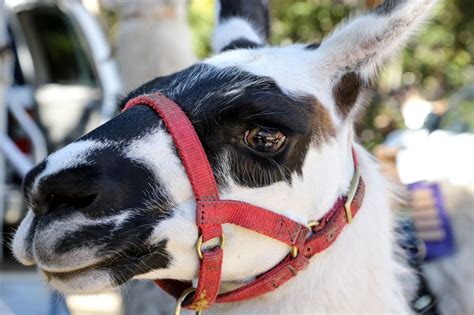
[209, 145, 412, 314]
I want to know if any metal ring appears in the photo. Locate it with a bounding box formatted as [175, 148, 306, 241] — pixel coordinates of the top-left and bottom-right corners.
[174, 288, 203, 315]
[196, 234, 225, 260]
[307, 220, 320, 229]
[175, 288, 200, 315]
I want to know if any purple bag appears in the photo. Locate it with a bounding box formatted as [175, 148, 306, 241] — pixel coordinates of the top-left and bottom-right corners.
[407, 182, 456, 261]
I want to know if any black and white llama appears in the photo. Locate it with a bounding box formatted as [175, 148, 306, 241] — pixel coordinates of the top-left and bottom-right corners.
[13, 0, 439, 313]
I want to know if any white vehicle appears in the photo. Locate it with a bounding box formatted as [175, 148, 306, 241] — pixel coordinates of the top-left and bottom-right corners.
[1, 0, 122, 260]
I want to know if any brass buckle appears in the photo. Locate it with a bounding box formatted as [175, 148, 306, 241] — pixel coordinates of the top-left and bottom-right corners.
[290, 220, 321, 258]
[344, 166, 361, 224]
[174, 288, 202, 315]
[196, 234, 225, 260]
[290, 245, 299, 258]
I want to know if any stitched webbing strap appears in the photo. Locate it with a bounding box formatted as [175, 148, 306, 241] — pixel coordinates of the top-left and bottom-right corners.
[155, 175, 365, 305]
[217, 177, 365, 303]
[198, 200, 309, 246]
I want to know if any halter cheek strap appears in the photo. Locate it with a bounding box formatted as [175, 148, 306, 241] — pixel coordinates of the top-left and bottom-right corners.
[123, 92, 365, 312]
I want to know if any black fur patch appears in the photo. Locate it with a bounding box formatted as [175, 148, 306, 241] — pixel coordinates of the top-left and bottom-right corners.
[105, 240, 171, 285]
[305, 42, 321, 50]
[30, 147, 170, 220]
[53, 206, 168, 257]
[333, 72, 362, 118]
[374, 0, 406, 15]
[28, 144, 172, 263]
[221, 37, 263, 52]
[122, 64, 331, 188]
[81, 106, 161, 143]
[219, 0, 270, 40]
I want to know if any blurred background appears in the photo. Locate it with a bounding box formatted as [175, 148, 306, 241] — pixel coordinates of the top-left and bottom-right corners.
[0, 0, 472, 314]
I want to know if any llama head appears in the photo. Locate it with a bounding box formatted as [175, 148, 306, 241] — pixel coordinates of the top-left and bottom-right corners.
[12, 0, 437, 294]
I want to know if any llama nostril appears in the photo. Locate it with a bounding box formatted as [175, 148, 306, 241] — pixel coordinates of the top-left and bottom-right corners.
[28, 165, 102, 216]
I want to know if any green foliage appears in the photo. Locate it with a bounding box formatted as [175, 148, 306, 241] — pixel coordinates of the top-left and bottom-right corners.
[189, 0, 214, 59]
[270, 0, 352, 45]
[402, 0, 474, 98]
[189, 0, 474, 149]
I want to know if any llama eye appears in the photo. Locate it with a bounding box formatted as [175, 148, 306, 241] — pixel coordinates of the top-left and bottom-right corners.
[244, 127, 287, 153]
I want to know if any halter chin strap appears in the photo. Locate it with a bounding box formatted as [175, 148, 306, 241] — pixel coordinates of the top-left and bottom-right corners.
[123, 92, 365, 313]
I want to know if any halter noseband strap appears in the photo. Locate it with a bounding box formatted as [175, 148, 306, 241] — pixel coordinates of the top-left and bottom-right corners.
[123, 92, 365, 312]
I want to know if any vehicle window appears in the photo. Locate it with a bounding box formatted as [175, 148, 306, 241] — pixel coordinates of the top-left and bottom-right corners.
[17, 5, 97, 86]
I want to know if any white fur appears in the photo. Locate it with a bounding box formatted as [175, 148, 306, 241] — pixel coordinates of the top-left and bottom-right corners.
[320, 0, 437, 81]
[13, 209, 132, 293]
[137, 143, 412, 314]
[47, 269, 115, 295]
[125, 126, 193, 205]
[12, 210, 35, 265]
[210, 147, 411, 314]
[32, 212, 130, 272]
[212, 17, 264, 53]
[151, 1, 437, 312]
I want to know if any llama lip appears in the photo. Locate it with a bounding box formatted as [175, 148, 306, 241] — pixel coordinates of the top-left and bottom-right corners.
[40, 255, 116, 281]
[41, 240, 170, 284]
[42, 263, 118, 295]
[42, 264, 100, 281]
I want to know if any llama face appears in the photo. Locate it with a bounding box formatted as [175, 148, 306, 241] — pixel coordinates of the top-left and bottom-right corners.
[13, 0, 437, 294]
[13, 63, 343, 293]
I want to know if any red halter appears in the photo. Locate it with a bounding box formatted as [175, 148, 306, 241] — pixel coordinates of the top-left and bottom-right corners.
[123, 92, 365, 313]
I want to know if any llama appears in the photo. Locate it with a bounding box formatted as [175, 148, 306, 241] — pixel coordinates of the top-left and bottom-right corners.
[12, 0, 438, 313]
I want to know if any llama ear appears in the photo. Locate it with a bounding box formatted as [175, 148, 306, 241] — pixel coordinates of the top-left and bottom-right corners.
[318, 0, 438, 119]
[212, 0, 270, 53]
